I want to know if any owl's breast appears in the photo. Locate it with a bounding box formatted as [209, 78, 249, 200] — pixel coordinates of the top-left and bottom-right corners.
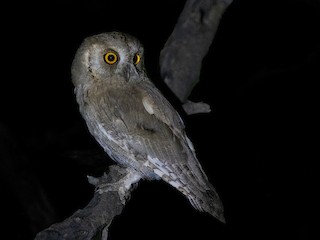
[80, 83, 155, 140]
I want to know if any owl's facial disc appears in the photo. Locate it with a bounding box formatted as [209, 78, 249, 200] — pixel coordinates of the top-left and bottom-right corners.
[71, 32, 146, 87]
[102, 48, 142, 81]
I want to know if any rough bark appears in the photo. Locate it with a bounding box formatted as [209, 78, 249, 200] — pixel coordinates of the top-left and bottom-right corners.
[160, 0, 233, 114]
[34, 165, 138, 240]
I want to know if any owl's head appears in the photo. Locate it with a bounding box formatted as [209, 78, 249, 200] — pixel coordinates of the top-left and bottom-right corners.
[71, 32, 147, 87]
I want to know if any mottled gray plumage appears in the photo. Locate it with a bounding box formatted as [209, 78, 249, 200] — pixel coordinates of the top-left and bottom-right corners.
[71, 31, 224, 222]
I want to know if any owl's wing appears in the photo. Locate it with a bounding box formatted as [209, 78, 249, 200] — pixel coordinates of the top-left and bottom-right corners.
[139, 81, 186, 137]
[87, 81, 224, 221]
[138, 81, 208, 179]
[138, 84, 207, 161]
[137, 81, 224, 222]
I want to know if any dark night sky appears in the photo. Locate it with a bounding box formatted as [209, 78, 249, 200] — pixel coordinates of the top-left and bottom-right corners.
[1, 0, 319, 239]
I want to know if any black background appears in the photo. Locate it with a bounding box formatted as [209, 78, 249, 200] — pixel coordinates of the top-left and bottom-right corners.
[1, 0, 319, 239]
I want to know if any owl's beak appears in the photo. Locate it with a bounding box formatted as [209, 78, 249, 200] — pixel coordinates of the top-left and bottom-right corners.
[121, 63, 139, 81]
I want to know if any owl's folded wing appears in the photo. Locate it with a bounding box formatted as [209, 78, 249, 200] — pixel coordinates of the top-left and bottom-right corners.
[137, 80, 211, 187]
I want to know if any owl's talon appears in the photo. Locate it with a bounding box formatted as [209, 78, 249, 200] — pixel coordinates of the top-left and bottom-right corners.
[93, 167, 142, 204]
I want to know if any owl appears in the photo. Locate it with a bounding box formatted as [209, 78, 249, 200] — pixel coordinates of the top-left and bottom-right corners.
[71, 31, 225, 223]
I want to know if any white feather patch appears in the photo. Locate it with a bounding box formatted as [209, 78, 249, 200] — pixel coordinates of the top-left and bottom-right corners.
[114, 119, 123, 125]
[97, 123, 129, 153]
[83, 50, 90, 67]
[186, 136, 195, 151]
[169, 180, 182, 188]
[147, 155, 171, 176]
[142, 97, 154, 115]
[153, 169, 164, 177]
[169, 172, 178, 180]
[97, 123, 115, 142]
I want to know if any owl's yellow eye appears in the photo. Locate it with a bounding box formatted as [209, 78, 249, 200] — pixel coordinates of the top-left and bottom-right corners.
[104, 52, 118, 65]
[133, 53, 141, 65]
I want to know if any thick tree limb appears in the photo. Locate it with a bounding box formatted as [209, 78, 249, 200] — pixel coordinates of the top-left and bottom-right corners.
[160, 0, 233, 113]
[34, 165, 140, 240]
[182, 100, 212, 115]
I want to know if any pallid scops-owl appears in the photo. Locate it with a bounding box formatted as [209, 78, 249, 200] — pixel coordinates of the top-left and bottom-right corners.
[71, 32, 224, 222]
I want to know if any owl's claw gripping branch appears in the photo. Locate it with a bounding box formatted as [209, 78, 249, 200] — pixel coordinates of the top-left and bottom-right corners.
[91, 166, 141, 204]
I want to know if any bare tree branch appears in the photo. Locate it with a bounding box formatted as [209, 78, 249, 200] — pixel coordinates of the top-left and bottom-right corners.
[34, 165, 140, 240]
[160, 0, 233, 113]
[182, 100, 212, 115]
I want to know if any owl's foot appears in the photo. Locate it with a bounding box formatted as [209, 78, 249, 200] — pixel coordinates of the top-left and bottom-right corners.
[88, 165, 142, 205]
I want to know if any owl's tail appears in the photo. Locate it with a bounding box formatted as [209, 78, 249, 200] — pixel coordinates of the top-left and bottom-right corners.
[187, 185, 225, 223]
